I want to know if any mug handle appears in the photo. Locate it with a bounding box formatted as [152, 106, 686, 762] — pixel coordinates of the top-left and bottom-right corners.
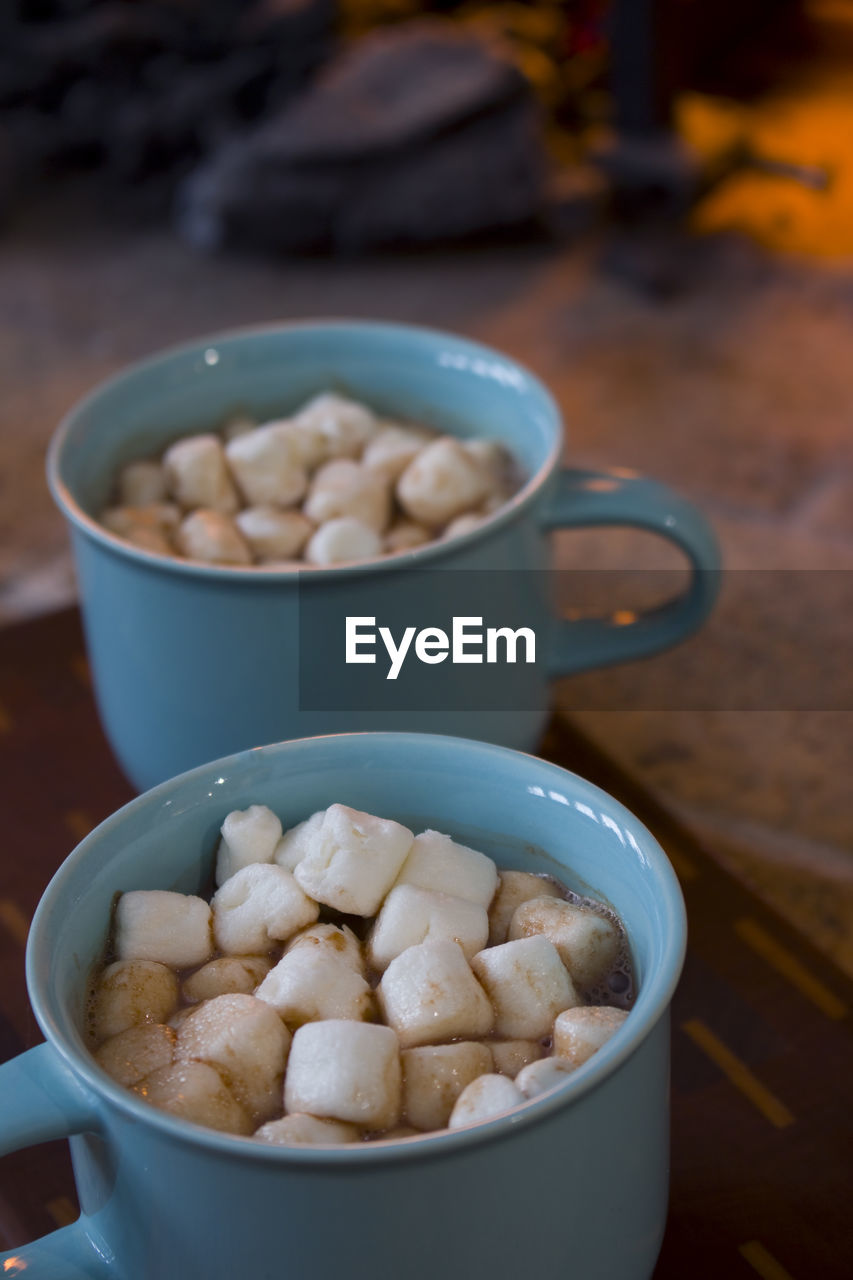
[540, 467, 721, 677]
[0, 1042, 114, 1279]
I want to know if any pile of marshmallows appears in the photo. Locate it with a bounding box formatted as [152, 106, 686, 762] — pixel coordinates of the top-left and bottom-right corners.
[89, 803, 629, 1143]
[100, 392, 518, 567]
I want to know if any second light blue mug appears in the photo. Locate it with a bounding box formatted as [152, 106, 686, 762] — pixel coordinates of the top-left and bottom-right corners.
[48, 321, 720, 791]
[0, 731, 687, 1280]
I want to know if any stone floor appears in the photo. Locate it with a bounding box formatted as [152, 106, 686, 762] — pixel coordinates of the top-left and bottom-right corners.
[1, 54, 852, 977]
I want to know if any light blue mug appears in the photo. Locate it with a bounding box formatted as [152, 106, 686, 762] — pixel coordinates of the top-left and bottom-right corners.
[47, 321, 720, 792]
[0, 731, 686, 1280]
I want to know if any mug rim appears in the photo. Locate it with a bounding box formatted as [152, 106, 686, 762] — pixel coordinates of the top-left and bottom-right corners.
[46, 318, 565, 582]
[26, 730, 686, 1167]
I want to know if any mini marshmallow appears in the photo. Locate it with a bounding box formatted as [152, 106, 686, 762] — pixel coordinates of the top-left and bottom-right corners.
[401, 1041, 493, 1132]
[395, 829, 497, 910]
[461, 439, 512, 490]
[254, 1114, 360, 1145]
[115, 890, 214, 969]
[397, 437, 492, 527]
[552, 1006, 629, 1069]
[488, 871, 564, 946]
[104, 521, 174, 555]
[163, 433, 239, 513]
[285, 922, 365, 976]
[101, 502, 180, 540]
[447, 1073, 524, 1130]
[182, 956, 272, 1004]
[284, 1019, 401, 1129]
[215, 804, 283, 887]
[362, 424, 435, 481]
[95, 1023, 176, 1087]
[367, 884, 489, 972]
[212, 863, 319, 954]
[489, 1039, 544, 1078]
[378, 940, 494, 1048]
[255, 946, 374, 1026]
[515, 1056, 576, 1099]
[274, 811, 326, 871]
[441, 513, 485, 540]
[234, 506, 314, 562]
[303, 459, 391, 533]
[136, 1061, 251, 1135]
[293, 392, 378, 460]
[234, 417, 322, 470]
[117, 460, 168, 506]
[471, 935, 580, 1040]
[508, 898, 621, 991]
[276, 419, 328, 469]
[383, 520, 431, 553]
[176, 993, 291, 1122]
[293, 803, 414, 917]
[101, 502, 179, 553]
[224, 421, 308, 507]
[176, 510, 252, 564]
[304, 516, 382, 565]
[90, 960, 179, 1040]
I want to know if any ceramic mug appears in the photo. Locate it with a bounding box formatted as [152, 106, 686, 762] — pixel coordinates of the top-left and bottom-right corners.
[48, 321, 720, 791]
[0, 731, 686, 1280]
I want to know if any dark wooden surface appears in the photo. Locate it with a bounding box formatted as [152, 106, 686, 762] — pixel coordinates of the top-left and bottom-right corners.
[0, 608, 851, 1279]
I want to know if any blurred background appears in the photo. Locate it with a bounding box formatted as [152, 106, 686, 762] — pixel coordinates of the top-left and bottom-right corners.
[1, 0, 852, 972]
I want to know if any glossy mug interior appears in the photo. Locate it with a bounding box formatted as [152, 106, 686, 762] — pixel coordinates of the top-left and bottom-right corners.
[48, 320, 720, 792]
[0, 732, 686, 1280]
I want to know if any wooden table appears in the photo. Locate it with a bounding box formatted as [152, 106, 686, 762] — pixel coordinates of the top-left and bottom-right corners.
[1, 608, 850, 1278]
